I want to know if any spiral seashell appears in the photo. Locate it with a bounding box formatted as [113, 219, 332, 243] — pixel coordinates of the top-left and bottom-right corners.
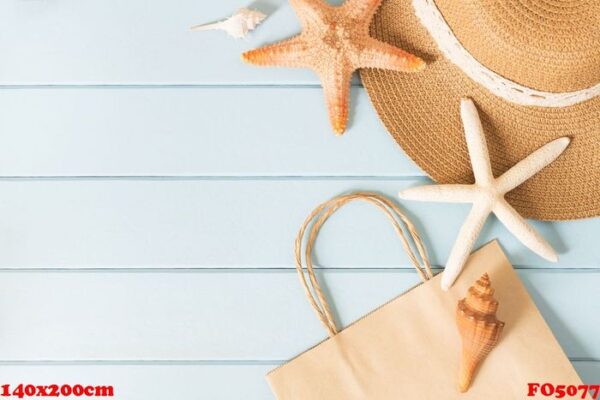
[190, 8, 267, 39]
[456, 273, 505, 392]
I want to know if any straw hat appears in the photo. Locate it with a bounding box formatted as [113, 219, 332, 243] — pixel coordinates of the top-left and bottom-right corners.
[361, 0, 599, 220]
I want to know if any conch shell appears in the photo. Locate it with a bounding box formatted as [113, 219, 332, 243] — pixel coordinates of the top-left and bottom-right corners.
[190, 8, 266, 39]
[456, 273, 505, 392]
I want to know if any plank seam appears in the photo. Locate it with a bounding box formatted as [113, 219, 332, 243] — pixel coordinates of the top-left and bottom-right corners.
[0, 267, 597, 273]
[0, 176, 429, 181]
[0, 84, 364, 90]
[0, 359, 595, 366]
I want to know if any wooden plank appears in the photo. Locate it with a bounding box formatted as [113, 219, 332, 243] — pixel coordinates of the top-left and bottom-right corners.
[0, 0, 344, 85]
[0, 362, 596, 399]
[0, 180, 596, 269]
[0, 270, 597, 361]
[576, 362, 600, 384]
[0, 88, 420, 177]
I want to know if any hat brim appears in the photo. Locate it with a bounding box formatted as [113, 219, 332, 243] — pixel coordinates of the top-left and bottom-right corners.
[361, 0, 600, 220]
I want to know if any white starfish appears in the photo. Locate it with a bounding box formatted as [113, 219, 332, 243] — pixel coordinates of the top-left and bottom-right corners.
[399, 98, 570, 291]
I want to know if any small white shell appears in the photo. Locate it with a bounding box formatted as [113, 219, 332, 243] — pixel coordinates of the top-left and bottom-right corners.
[190, 8, 267, 39]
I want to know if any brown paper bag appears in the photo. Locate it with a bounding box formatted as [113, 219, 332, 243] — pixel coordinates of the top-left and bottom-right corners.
[268, 193, 583, 399]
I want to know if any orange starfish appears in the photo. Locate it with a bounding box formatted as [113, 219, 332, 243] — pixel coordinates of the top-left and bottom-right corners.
[242, 0, 425, 135]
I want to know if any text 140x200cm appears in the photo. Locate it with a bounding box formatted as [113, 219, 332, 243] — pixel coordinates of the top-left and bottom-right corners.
[0, 384, 114, 398]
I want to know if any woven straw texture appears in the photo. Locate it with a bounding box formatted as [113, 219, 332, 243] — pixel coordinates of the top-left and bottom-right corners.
[435, 0, 600, 93]
[361, 0, 600, 220]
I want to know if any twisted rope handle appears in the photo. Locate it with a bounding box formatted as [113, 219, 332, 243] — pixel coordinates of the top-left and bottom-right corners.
[295, 192, 433, 338]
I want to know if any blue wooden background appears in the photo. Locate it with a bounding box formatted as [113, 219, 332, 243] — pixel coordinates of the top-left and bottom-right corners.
[0, 0, 598, 398]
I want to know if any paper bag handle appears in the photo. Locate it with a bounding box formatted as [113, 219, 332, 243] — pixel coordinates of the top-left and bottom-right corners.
[295, 192, 433, 338]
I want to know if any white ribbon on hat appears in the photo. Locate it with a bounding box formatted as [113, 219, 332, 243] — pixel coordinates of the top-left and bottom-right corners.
[412, 0, 600, 107]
